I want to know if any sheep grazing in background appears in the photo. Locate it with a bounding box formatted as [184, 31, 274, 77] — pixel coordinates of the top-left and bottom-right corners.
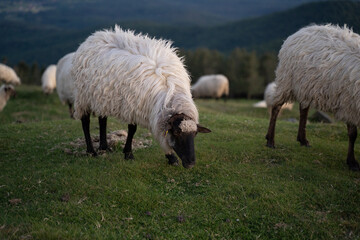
[72, 26, 211, 168]
[191, 74, 229, 99]
[253, 82, 294, 110]
[264, 82, 293, 111]
[253, 100, 267, 108]
[0, 63, 21, 86]
[41, 64, 57, 94]
[265, 24, 360, 171]
[56, 52, 75, 118]
[0, 85, 16, 111]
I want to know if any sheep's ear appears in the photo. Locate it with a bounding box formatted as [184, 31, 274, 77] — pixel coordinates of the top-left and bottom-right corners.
[197, 124, 211, 133]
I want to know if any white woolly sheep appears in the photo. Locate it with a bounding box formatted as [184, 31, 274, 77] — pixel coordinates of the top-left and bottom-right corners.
[264, 82, 293, 111]
[253, 100, 267, 108]
[265, 24, 360, 171]
[191, 74, 229, 99]
[72, 26, 211, 168]
[0, 63, 21, 86]
[41, 64, 57, 94]
[0, 84, 16, 112]
[56, 52, 75, 118]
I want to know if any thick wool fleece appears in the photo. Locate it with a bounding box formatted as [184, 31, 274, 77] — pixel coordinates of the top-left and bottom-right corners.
[72, 26, 199, 153]
[273, 24, 360, 126]
[191, 74, 229, 98]
[41, 65, 57, 94]
[56, 52, 75, 105]
[0, 63, 21, 85]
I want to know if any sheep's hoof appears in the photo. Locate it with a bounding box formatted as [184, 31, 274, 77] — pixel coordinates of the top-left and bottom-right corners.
[347, 160, 360, 171]
[297, 137, 310, 147]
[266, 143, 275, 148]
[266, 139, 275, 148]
[87, 151, 97, 157]
[98, 145, 112, 152]
[166, 154, 179, 166]
[300, 142, 311, 147]
[265, 134, 275, 148]
[124, 152, 134, 160]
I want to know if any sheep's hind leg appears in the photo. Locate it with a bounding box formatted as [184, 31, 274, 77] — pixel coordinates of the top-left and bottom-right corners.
[166, 153, 179, 166]
[266, 104, 282, 148]
[297, 104, 310, 147]
[123, 124, 137, 160]
[98, 116, 109, 151]
[346, 123, 359, 171]
[81, 112, 97, 156]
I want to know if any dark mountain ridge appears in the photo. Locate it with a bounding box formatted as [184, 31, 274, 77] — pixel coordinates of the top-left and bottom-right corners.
[1, 1, 360, 65]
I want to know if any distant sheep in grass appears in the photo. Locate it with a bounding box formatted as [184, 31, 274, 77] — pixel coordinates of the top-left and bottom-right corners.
[264, 82, 293, 111]
[265, 24, 360, 171]
[0, 85, 16, 112]
[72, 26, 211, 168]
[0, 63, 21, 86]
[41, 65, 57, 94]
[191, 74, 229, 99]
[56, 52, 75, 118]
[253, 100, 267, 108]
[253, 82, 294, 110]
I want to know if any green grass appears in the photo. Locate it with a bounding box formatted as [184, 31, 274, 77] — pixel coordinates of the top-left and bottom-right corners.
[1, 86, 359, 239]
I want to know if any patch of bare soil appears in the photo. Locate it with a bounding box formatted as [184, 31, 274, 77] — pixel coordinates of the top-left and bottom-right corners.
[62, 130, 152, 156]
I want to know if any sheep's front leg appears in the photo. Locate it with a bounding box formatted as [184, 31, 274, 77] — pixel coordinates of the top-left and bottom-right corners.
[297, 104, 310, 146]
[266, 104, 282, 148]
[346, 123, 359, 171]
[98, 116, 109, 151]
[81, 113, 97, 156]
[123, 124, 137, 160]
[166, 153, 179, 166]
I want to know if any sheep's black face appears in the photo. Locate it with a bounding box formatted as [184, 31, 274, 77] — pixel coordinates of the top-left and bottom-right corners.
[168, 114, 211, 168]
[4, 86, 16, 98]
[172, 130, 196, 168]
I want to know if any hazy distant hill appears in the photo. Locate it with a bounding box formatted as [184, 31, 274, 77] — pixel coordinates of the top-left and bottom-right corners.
[1, 1, 360, 65]
[0, 0, 318, 28]
[184, 0, 360, 52]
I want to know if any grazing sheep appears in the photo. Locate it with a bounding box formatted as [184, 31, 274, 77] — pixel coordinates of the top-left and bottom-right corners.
[41, 65, 57, 94]
[253, 100, 267, 108]
[0, 85, 16, 111]
[252, 82, 294, 110]
[72, 26, 211, 168]
[264, 82, 293, 111]
[191, 74, 229, 99]
[0, 63, 21, 85]
[265, 24, 360, 171]
[56, 52, 75, 118]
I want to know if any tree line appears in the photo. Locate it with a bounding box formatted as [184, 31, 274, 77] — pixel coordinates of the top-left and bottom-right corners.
[180, 48, 278, 98]
[2, 48, 278, 99]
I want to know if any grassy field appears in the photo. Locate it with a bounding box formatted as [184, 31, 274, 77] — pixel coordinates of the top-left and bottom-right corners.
[0, 85, 359, 240]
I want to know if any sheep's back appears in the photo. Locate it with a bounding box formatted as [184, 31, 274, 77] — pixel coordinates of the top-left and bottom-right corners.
[42, 65, 57, 92]
[0, 64, 20, 85]
[56, 53, 75, 104]
[192, 74, 228, 98]
[264, 82, 276, 107]
[274, 24, 360, 125]
[73, 26, 192, 128]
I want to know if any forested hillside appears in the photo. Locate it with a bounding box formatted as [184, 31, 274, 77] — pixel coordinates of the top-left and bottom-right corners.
[0, 0, 318, 28]
[1, 1, 359, 65]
